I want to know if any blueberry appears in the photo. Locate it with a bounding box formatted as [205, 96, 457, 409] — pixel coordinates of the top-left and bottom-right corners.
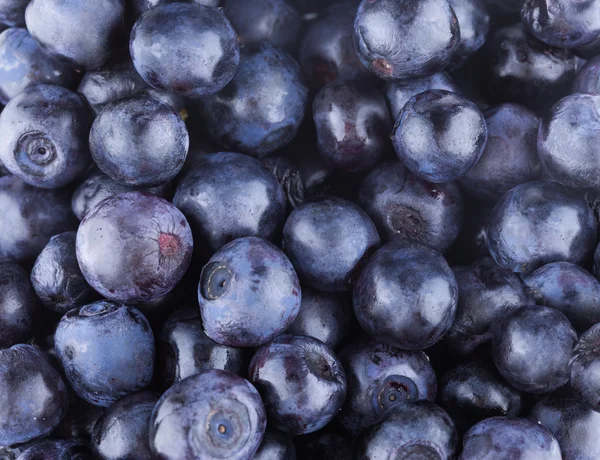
[76, 192, 193, 303]
[158, 306, 249, 389]
[25, 0, 125, 70]
[199, 44, 308, 157]
[89, 95, 189, 187]
[0, 28, 78, 105]
[0, 175, 76, 264]
[353, 241, 458, 350]
[493, 305, 577, 393]
[573, 55, 600, 94]
[0, 263, 35, 348]
[358, 160, 464, 252]
[353, 0, 460, 80]
[91, 391, 158, 460]
[460, 103, 541, 201]
[570, 323, 600, 412]
[337, 339, 437, 435]
[283, 196, 380, 292]
[0, 344, 69, 446]
[0, 85, 93, 188]
[313, 79, 392, 174]
[130, 3, 239, 98]
[198, 237, 301, 347]
[359, 401, 458, 460]
[487, 181, 597, 273]
[149, 369, 266, 460]
[392, 89, 488, 183]
[173, 152, 286, 254]
[0, 0, 29, 27]
[249, 335, 347, 435]
[447, 0, 490, 70]
[55, 301, 155, 407]
[53, 395, 105, 440]
[15, 439, 92, 460]
[252, 428, 296, 460]
[459, 417, 561, 459]
[444, 257, 532, 354]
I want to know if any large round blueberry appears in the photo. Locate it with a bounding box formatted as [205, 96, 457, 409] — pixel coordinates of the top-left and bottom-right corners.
[0, 263, 35, 348]
[249, 335, 347, 435]
[0, 344, 69, 446]
[173, 152, 286, 253]
[353, 241, 458, 350]
[130, 3, 239, 98]
[447, 0, 490, 70]
[76, 192, 193, 303]
[198, 237, 301, 347]
[0, 85, 92, 188]
[253, 428, 296, 460]
[570, 323, 600, 412]
[338, 340, 437, 435]
[55, 301, 155, 407]
[90, 95, 188, 187]
[0, 0, 29, 26]
[283, 196, 380, 292]
[199, 44, 308, 157]
[149, 370, 266, 460]
[353, 0, 460, 80]
[15, 439, 92, 459]
[487, 181, 597, 273]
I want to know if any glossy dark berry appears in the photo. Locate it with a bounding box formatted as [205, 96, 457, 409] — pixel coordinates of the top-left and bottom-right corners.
[570, 323, 600, 411]
[15, 439, 92, 460]
[253, 428, 296, 460]
[448, 0, 490, 69]
[0, 0, 29, 27]
[149, 369, 266, 460]
[0, 263, 35, 348]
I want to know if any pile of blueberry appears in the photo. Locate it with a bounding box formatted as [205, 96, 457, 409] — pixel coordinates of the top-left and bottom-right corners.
[3, 0, 600, 458]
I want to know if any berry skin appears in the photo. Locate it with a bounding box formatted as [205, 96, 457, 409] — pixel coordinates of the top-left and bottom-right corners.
[252, 428, 296, 460]
[570, 323, 600, 412]
[447, 0, 490, 70]
[15, 439, 92, 459]
[0, 263, 35, 348]
[0, 0, 29, 27]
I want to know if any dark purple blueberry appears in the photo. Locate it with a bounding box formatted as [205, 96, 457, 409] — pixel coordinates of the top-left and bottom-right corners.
[313, 79, 392, 174]
[0, 344, 69, 446]
[149, 370, 266, 460]
[448, 0, 490, 70]
[358, 161, 464, 252]
[353, 241, 458, 350]
[15, 439, 92, 460]
[338, 339, 437, 435]
[249, 335, 347, 435]
[199, 44, 308, 157]
[76, 192, 193, 303]
[353, 0, 460, 80]
[0, 0, 29, 26]
[173, 152, 286, 254]
[283, 196, 380, 292]
[487, 181, 597, 273]
[570, 323, 600, 411]
[55, 301, 155, 407]
[130, 3, 239, 98]
[392, 90, 488, 183]
[0, 85, 92, 188]
[198, 237, 301, 347]
[573, 55, 600, 94]
[0, 263, 35, 348]
[253, 428, 296, 460]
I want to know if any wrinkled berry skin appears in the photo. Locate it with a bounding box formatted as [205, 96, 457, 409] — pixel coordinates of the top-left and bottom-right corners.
[493, 305, 577, 394]
[360, 401, 458, 460]
[173, 152, 286, 254]
[313, 79, 392, 174]
[338, 340, 437, 435]
[130, 3, 239, 98]
[76, 192, 193, 303]
[460, 417, 561, 460]
[358, 161, 464, 252]
[0, 176, 76, 264]
[149, 370, 266, 460]
[199, 237, 301, 348]
[90, 96, 188, 187]
[223, 0, 301, 50]
[158, 307, 249, 389]
[460, 104, 541, 202]
[444, 257, 532, 354]
[0, 28, 77, 105]
[0, 0, 29, 26]
[91, 391, 158, 460]
[199, 44, 308, 157]
[353, 0, 460, 80]
[570, 323, 600, 411]
[30, 232, 97, 314]
[353, 241, 458, 350]
[448, 0, 490, 70]
[487, 181, 597, 273]
[55, 301, 155, 407]
[25, 0, 124, 70]
[15, 439, 92, 460]
[440, 361, 523, 434]
[249, 335, 347, 435]
[0, 263, 34, 348]
[0, 344, 69, 446]
[0, 85, 92, 188]
[392, 90, 488, 183]
[573, 55, 600, 94]
[261, 154, 306, 211]
[283, 196, 380, 292]
[299, 1, 371, 89]
[253, 428, 296, 460]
